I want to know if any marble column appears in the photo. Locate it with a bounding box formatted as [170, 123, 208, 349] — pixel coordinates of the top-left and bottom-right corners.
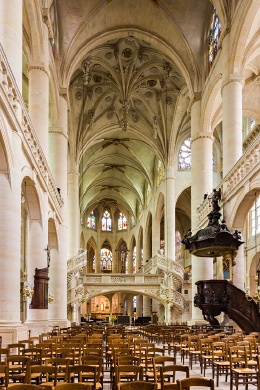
[48, 96, 68, 326]
[28, 22, 49, 159]
[221, 32, 243, 177]
[164, 166, 176, 261]
[67, 168, 79, 259]
[0, 0, 23, 91]
[191, 98, 213, 322]
[0, 133, 24, 340]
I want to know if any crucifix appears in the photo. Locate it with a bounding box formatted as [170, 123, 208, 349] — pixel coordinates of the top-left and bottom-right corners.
[115, 247, 130, 273]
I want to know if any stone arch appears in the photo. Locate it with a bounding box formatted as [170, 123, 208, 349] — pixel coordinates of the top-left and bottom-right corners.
[201, 74, 222, 133]
[22, 177, 42, 223]
[230, 1, 260, 74]
[230, 186, 260, 231]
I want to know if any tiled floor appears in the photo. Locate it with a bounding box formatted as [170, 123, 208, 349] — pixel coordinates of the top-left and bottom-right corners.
[102, 344, 258, 390]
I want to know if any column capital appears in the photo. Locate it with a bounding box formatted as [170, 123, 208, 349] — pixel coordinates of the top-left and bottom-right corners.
[42, 8, 54, 40]
[27, 61, 49, 78]
[221, 74, 244, 94]
[191, 132, 213, 145]
[187, 92, 201, 114]
[59, 88, 69, 103]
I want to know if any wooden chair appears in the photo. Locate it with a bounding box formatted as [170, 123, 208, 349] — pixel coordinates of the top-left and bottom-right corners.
[19, 341, 34, 349]
[229, 346, 259, 390]
[0, 365, 7, 388]
[7, 386, 42, 390]
[45, 357, 70, 383]
[115, 365, 143, 388]
[176, 377, 214, 389]
[67, 365, 99, 390]
[29, 365, 57, 390]
[8, 344, 25, 356]
[6, 356, 30, 384]
[199, 338, 213, 375]
[22, 348, 43, 366]
[80, 356, 103, 387]
[117, 382, 158, 390]
[83, 348, 102, 357]
[0, 348, 9, 364]
[160, 365, 189, 390]
[55, 384, 92, 390]
[211, 342, 229, 387]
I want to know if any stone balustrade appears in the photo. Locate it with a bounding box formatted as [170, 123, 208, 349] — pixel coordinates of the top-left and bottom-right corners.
[0, 44, 63, 222]
[67, 249, 87, 284]
[138, 253, 184, 289]
[197, 133, 260, 227]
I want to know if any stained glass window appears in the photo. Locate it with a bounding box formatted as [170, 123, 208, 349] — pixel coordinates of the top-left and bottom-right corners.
[133, 246, 136, 273]
[251, 119, 257, 130]
[252, 196, 260, 236]
[93, 255, 95, 271]
[209, 7, 221, 70]
[175, 231, 182, 263]
[102, 209, 112, 231]
[49, 2, 55, 56]
[141, 248, 143, 266]
[131, 216, 135, 228]
[87, 211, 95, 229]
[100, 248, 112, 271]
[179, 137, 191, 169]
[118, 212, 127, 230]
[157, 160, 164, 187]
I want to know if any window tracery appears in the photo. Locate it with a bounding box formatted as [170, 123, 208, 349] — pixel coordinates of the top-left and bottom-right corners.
[133, 246, 136, 273]
[179, 137, 191, 169]
[118, 212, 127, 230]
[87, 211, 95, 229]
[209, 7, 221, 70]
[100, 248, 112, 271]
[49, 2, 56, 56]
[102, 209, 112, 231]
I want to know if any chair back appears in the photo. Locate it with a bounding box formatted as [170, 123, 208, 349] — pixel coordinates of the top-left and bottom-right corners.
[177, 377, 214, 389]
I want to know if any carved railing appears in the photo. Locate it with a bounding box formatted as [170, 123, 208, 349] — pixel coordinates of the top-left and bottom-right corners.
[0, 44, 63, 221]
[84, 273, 161, 285]
[198, 133, 260, 226]
[67, 249, 87, 285]
[195, 280, 260, 333]
[138, 254, 184, 289]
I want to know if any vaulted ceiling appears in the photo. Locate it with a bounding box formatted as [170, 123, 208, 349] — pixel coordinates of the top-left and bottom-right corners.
[59, 0, 214, 220]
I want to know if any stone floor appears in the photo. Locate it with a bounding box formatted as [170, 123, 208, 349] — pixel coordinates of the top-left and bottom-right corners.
[102, 344, 258, 390]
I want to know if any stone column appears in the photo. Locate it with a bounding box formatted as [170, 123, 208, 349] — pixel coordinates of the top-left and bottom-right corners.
[152, 215, 160, 256]
[164, 166, 176, 261]
[191, 98, 213, 322]
[28, 21, 49, 159]
[136, 296, 143, 318]
[128, 250, 133, 274]
[48, 96, 68, 326]
[0, 132, 27, 345]
[127, 296, 133, 324]
[143, 296, 151, 317]
[233, 235, 244, 290]
[27, 192, 49, 334]
[143, 230, 150, 264]
[221, 33, 243, 177]
[67, 168, 79, 259]
[0, 0, 23, 91]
